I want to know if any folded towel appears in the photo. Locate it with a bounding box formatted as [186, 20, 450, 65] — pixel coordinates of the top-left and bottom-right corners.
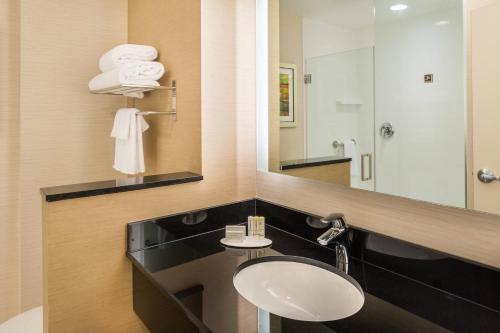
[111, 108, 149, 175]
[118, 61, 165, 81]
[343, 140, 360, 177]
[89, 62, 165, 93]
[99, 44, 158, 72]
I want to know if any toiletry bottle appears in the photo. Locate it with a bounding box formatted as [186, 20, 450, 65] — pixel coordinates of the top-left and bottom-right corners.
[253, 216, 259, 238]
[257, 217, 265, 239]
[247, 216, 253, 238]
[260, 216, 266, 239]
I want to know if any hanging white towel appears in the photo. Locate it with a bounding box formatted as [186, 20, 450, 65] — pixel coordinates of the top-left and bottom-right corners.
[99, 44, 158, 72]
[111, 108, 149, 175]
[343, 140, 360, 177]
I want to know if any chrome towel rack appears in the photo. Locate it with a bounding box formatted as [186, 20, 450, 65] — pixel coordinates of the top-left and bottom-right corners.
[332, 138, 357, 149]
[132, 80, 177, 120]
[136, 110, 176, 116]
[96, 80, 177, 121]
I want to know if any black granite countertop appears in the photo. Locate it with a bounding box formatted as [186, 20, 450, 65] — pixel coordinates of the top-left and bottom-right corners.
[41, 171, 202, 202]
[280, 156, 351, 170]
[126, 200, 500, 333]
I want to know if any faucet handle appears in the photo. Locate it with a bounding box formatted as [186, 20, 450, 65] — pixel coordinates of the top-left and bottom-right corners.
[320, 213, 346, 228]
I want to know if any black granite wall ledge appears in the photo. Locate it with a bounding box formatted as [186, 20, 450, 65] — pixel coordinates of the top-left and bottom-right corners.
[41, 171, 203, 202]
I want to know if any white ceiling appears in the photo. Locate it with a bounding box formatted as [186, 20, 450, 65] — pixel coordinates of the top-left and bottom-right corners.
[280, 0, 374, 30]
[374, 0, 461, 23]
[280, 0, 462, 30]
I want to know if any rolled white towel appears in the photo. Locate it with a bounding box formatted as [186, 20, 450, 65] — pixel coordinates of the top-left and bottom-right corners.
[89, 74, 159, 94]
[119, 61, 165, 81]
[89, 62, 165, 93]
[99, 44, 158, 72]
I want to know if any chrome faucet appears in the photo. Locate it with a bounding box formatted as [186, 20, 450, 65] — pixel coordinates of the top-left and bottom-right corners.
[335, 244, 349, 274]
[317, 213, 348, 246]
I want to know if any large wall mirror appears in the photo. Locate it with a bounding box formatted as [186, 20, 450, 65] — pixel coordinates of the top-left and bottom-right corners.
[257, 0, 500, 216]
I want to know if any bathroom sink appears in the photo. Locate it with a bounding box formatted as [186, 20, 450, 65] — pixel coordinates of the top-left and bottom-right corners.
[233, 256, 364, 322]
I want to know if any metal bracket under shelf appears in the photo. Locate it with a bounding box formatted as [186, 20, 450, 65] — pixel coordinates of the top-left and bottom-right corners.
[98, 80, 177, 120]
[91, 81, 176, 95]
[136, 110, 177, 116]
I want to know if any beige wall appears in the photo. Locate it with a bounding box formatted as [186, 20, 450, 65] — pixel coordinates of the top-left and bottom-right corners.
[470, 0, 500, 214]
[257, 171, 500, 269]
[18, 0, 129, 312]
[0, 0, 132, 322]
[129, 0, 202, 175]
[279, 8, 305, 161]
[42, 0, 256, 331]
[466, 0, 500, 213]
[0, 0, 20, 323]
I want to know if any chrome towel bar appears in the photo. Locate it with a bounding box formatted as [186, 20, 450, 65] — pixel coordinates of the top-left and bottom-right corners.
[332, 138, 357, 149]
[105, 80, 177, 120]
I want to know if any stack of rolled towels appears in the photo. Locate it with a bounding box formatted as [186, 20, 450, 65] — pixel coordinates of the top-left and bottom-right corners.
[89, 44, 165, 98]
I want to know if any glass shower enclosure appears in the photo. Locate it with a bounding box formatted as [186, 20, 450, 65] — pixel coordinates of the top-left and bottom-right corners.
[305, 0, 465, 207]
[306, 47, 375, 192]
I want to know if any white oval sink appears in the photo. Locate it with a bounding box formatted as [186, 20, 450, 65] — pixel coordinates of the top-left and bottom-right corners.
[233, 256, 364, 322]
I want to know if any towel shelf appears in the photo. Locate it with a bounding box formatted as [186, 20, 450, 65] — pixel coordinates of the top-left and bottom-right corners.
[137, 111, 176, 116]
[95, 80, 177, 120]
[90, 83, 174, 95]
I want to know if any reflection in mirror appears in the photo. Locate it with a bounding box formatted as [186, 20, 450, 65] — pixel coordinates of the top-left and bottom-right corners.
[266, 0, 471, 210]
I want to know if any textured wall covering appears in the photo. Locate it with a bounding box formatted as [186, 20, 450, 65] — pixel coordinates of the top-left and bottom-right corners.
[42, 0, 256, 331]
[0, 0, 20, 324]
[257, 171, 500, 270]
[129, 0, 202, 175]
[18, 0, 129, 312]
[0, 0, 134, 322]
